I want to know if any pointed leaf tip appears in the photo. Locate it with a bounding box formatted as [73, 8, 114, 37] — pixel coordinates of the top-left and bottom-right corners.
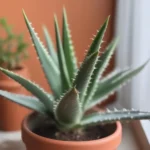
[42, 25, 46, 29]
[22, 9, 28, 20]
[87, 16, 110, 56]
[73, 87, 79, 94]
[22, 9, 25, 13]
[63, 7, 66, 14]
[105, 15, 110, 25]
[54, 14, 58, 22]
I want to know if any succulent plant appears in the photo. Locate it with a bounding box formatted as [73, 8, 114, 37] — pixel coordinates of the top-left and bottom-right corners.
[0, 9, 150, 131]
[0, 18, 28, 69]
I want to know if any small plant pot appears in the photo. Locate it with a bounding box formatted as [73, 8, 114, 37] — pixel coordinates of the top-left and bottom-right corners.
[22, 112, 122, 150]
[0, 65, 31, 131]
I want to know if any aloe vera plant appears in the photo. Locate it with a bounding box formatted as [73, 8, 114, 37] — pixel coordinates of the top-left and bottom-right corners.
[0, 9, 150, 131]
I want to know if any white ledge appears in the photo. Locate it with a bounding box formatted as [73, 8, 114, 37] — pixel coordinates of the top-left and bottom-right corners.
[0, 131, 25, 150]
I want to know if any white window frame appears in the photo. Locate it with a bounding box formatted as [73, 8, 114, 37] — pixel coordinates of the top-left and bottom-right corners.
[115, 0, 150, 147]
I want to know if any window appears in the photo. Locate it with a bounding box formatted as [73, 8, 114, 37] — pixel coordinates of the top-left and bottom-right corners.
[115, 0, 150, 146]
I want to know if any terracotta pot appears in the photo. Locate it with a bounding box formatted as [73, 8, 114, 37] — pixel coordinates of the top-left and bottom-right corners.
[0, 65, 31, 131]
[22, 112, 122, 150]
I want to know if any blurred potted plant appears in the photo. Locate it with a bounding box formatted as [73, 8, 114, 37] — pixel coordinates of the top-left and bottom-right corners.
[0, 9, 150, 150]
[0, 18, 30, 131]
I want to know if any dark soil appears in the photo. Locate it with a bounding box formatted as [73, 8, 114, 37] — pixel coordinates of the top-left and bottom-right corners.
[31, 117, 116, 141]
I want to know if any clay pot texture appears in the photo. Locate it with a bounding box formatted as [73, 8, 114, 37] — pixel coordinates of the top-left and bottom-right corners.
[0, 65, 31, 131]
[22, 112, 122, 150]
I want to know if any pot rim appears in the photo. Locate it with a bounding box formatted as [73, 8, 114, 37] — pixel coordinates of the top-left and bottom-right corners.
[22, 112, 122, 146]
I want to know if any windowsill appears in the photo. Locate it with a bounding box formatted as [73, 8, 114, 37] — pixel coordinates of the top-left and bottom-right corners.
[119, 123, 141, 150]
[0, 130, 25, 150]
[132, 120, 150, 150]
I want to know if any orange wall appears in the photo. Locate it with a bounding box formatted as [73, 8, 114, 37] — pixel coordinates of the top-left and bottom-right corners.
[0, 0, 115, 92]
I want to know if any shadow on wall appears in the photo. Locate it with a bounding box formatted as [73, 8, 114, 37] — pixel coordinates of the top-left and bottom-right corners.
[0, 0, 115, 92]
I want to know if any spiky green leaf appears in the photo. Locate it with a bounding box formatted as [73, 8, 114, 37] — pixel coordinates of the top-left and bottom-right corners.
[85, 60, 149, 110]
[86, 16, 109, 56]
[23, 10, 61, 98]
[73, 51, 98, 103]
[0, 67, 53, 112]
[62, 8, 78, 81]
[0, 90, 46, 114]
[84, 39, 118, 106]
[54, 15, 71, 92]
[54, 88, 81, 126]
[80, 110, 150, 126]
[43, 25, 58, 65]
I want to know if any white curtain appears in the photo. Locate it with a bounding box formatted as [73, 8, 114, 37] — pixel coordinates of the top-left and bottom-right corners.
[115, 0, 150, 111]
[115, 0, 150, 142]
